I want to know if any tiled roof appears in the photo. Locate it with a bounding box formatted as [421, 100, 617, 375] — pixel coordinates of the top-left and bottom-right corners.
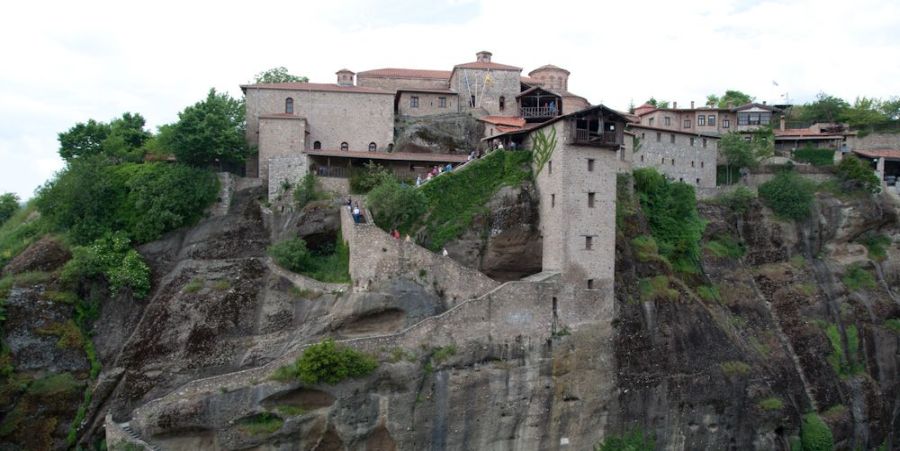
[453, 61, 522, 71]
[240, 82, 393, 95]
[479, 116, 526, 127]
[396, 88, 457, 94]
[305, 149, 468, 163]
[853, 148, 900, 160]
[520, 76, 541, 85]
[356, 68, 452, 79]
[774, 129, 845, 138]
[529, 64, 570, 75]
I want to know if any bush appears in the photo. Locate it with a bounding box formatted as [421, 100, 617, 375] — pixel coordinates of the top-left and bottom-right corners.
[842, 263, 876, 291]
[793, 146, 835, 166]
[61, 232, 151, 299]
[294, 339, 377, 385]
[350, 162, 394, 194]
[720, 360, 751, 377]
[633, 168, 705, 273]
[836, 154, 880, 193]
[757, 397, 784, 411]
[859, 233, 891, 261]
[293, 173, 322, 208]
[697, 285, 721, 302]
[595, 429, 654, 451]
[800, 412, 833, 451]
[268, 236, 350, 283]
[705, 234, 745, 259]
[268, 238, 313, 273]
[0, 194, 19, 227]
[714, 186, 756, 215]
[822, 322, 864, 377]
[368, 179, 428, 232]
[639, 276, 678, 302]
[758, 170, 816, 221]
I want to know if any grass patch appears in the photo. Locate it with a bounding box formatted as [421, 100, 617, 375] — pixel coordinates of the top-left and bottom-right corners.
[822, 404, 847, 421]
[44, 290, 79, 305]
[720, 360, 751, 377]
[211, 279, 230, 291]
[269, 234, 350, 283]
[705, 235, 745, 259]
[238, 413, 283, 435]
[288, 286, 321, 299]
[794, 283, 816, 297]
[885, 318, 900, 334]
[800, 412, 833, 451]
[842, 264, 876, 291]
[793, 147, 835, 166]
[36, 320, 83, 349]
[638, 276, 678, 302]
[387, 347, 416, 363]
[789, 254, 806, 268]
[27, 372, 82, 397]
[757, 397, 784, 411]
[275, 405, 307, 416]
[631, 235, 670, 267]
[183, 277, 204, 293]
[431, 345, 456, 364]
[822, 323, 864, 377]
[859, 233, 891, 261]
[595, 428, 655, 451]
[0, 204, 49, 268]
[696, 285, 721, 303]
[413, 150, 532, 251]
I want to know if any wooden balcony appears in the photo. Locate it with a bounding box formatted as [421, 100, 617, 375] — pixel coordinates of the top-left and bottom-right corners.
[520, 106, 559, 119]
[573, 129, 620, 146]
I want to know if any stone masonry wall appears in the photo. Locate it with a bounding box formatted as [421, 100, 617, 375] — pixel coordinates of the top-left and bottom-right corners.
[357, 75, 449, 92]
[267, 156, 308, 200]
[631, 125, 718, 188]
[259, 117, 305, 184]
[397, 92, 459, 117]
[450, 69, 521, 117]
[847, 132, 900, 151]
[340, 205, 499, 307]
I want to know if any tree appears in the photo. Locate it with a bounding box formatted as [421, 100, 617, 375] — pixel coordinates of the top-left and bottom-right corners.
[58, 113, 151, 162]
[58, 119, 111, 160]
[715, 90, 754, 108]
[836, 154, 880, 193]
[799, 92, 849, 123]
[706, 94, 720, 107]
[758, 170, 816, 221]
[170, 88, 247, 167]
[367, 179, 427, 231]
[0, 193, 19, 225]
[253, 67, 308, 84]
[719, 128, 774, 184]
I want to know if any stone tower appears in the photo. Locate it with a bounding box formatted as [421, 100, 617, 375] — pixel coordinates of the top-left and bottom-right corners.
[528, 64, 570, 92]
[336, 69, 355, 86]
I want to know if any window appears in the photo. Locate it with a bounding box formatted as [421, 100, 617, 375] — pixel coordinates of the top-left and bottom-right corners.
[684, 119, 691, 128]
[285, 97, 294, 114]
[701, 161, 704, 168]
[690, 137, 695, 146]
[368, 142, 376, 152]
[702, 138, 707, 148]
[641, 132, 645, 139]
[313, 141, 321, 150]
[499, 96, 505, 111]
[671, 158, 675, 166]
[640, 155, 644, 162]
[551, 194, 555, 207]
[691, 161, 695, 167]
[587, 279, 594, 289]
[587, 159, 595, 172]
[588, 192, 595, 208]
[656, 132, 661, 142]
[696, 178, 700, 185]
[649, 118, 655, 126]
[340, 142, 349, 151]
[548, 160, 552, 174]
[708, 115, 716, 126]
[664, 116, 671, 126]
[388, 143, 394, 152]
[661, 157, 665, 164]
[410, 96, 419, 108]
[438, 97, 447, 108]
[698, 115, 706, 126]
[723, 119, 730, 128]
[585, 236, 593, 250]
[470, 95, 476, 107]
[670, 134, 675, 144]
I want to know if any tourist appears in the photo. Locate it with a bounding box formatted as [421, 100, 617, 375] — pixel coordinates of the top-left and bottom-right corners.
[498, 142, 505, 151]
[391, 229, 400, 239]
[445, 163, 452, 173]
[404, 234, 411, 242]
[442, 247, 449, 257]
[416, 175, 422, 187]
[346, 197, 352, 209]
[352, 204, 361, 223]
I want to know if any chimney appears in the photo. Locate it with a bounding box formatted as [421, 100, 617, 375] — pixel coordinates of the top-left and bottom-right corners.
[780, 116, 786, 131]
[673, 101, 678, 109]
[763, 100, 767, 105]
[690, 100, 695, 109]
[336, 69, 355, 86]
[476, 50, 492, 63]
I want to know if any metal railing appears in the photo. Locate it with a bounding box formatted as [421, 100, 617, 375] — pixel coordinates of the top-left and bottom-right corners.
[314, 166, 349, 178]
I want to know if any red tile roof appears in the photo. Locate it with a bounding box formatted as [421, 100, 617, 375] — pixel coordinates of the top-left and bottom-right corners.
[479, 116, 526, 127]
[520, 76, 541, 85]
[240, 82, 393, 95]
[853, 148, 900, 160]
[356, 68, 452, 79]
[453, 61, 522, 71]
[305, 149, 468, 163]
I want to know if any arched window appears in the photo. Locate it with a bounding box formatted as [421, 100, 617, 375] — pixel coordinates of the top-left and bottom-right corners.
[368, 142, 377, 152]
[285, 97, 294, 114]
[387, 143, 394, 152]
[499, 96, 505, 111]
[313, 141, 321, 150]
[340, 142, 349, 151]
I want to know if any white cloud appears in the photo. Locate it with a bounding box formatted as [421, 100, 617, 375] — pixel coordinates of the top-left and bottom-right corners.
[0, 0, 898, 199]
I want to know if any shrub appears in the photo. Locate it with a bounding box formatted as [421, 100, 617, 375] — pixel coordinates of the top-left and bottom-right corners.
[720, 360, 751, 377]
[842, 263, 876, 291]
[639, 276, 678, 302]
[0, 193, 19, 227]
[758, 170, 816, 221]
[631, 235, 660, 262]
[822, 322, 864, 377]
[368, 179, 428, 232]
[633, 168, 705, 273]
[268, 238, 313, 273]
[238, 413, 283, 435]
[294, 339, 377, 385]
[350, 162, 394, 194]
[836, 154, 880, 193]
[800, 412, 833, 451]
[793, 146, 835, 166]
[269, 236, 349, 283]
[432, 345, 456, 364]
[595, 429, 654, 451]
[757, 397, 784, 411]
[293, 173, 322, 208]
[714, 186, 756, 215]
[697, 285, 721, 303]
[61, 232, 151, 299]
[705, 234, 745, 259]
[859, 233, 891, 261]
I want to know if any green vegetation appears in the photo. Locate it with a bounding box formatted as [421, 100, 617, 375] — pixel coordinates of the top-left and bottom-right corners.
[706, 90, 754, 108]
[57, 112, 151, 162]
[758, 170, 816, 221]
[293, 173, 326, 208]
[0, 203, 49, 268]
[842, 263, 876, 291]
[413, 150, 532, 251]
[705, 234, 745, 259]
[275, 405, 307, 416]
[720, 360, 751, 377]
[885, 318, 900, 334]
[531, 127, 556, 177]
[822, 404, 847, 421]
[170, 88, 247, 167]
[431, 345, 457, 364]
[238, 413, 284, 435]
[696, 285, 721, 303]
[594, 428, 655, 451]
[757, 397, 784, 411]
[368, 179, 428, 231]
[61, 232, 151, 299]
[790, 92, 900, 133]
[717, 165, 741, 186]
[822, 323, 864, 377]
[183, 278, 204, 293]
[36, 320, 83, 349]
[713, 186, 756, 215]
[387, 347, 416, 363]
[616, 173, 638, 233]
[638, 276, 678, 302]
[630, 235, 670, 267]
[350, 162, 395, 194]
[268, 235, 350, 283]
[719, 127, 774, 184]
[800, 412, 833, 451]
[633, 168, 705, 273]
[281, 339, 378, 385]
[859, 233, 891, 261]
[253, 66, 308, 84]
[0, 193, 19, 227]
[793, 146, 834, 166]
[836, 154, 881, 193]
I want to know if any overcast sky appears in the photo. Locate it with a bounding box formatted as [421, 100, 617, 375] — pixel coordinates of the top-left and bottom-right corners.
[2, 0, 898, 199]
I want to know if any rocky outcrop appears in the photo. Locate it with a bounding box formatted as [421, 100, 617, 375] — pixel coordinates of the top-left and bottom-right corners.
[394, 114, 483, 153]
[2, 236, 71, 276]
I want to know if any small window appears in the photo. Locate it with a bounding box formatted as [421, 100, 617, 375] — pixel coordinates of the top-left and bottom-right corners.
[656, 132, 661, 142]
[690, 137, 695, 146]
[671, 158, 675, 166]
[661, 157, 665, 164]
[470, 95, 475, 107]
[551, 194, 555, 207]
[664, 117, 671, 126]
[696, 178, 700, 185]
[368, 142, 376, 152]
[641, 132, 645, 139]
[702, 138, 708, 148]
[649, 118, 654, 126]
[640, 155, 644, 162]
[587, 279, 594, 289]
[588, 192, 595, 208]
[670, 134, 675, 144]
[708, 115, 716, 126]
[587, 159, 595, 172]
[684, 119, 691, 128]
[723, 119, 730, 128]
[701, 161, 705, 168]
[679, 177, 683, 182]
[388, 143, 394, 152]
[313, 141, 321, 150]
[439, 97, 447, 108]
[285, 97, 294, 114]
[585, 236, 593, 250]
[410, 96, 419, 108]
[548, 160, 552, 174]
[340, 142, 349, 151]
[691, 160, 695, 167]
[499, 96, 506, 111]
[698, 115, 706, 126]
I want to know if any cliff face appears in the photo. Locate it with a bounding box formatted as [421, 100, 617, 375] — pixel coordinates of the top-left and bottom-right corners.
[2, 176, 899, 450]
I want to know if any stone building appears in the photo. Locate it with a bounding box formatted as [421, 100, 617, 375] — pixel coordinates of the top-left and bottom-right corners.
[627, 124, 720, 188]
[635, 101, 784, 136]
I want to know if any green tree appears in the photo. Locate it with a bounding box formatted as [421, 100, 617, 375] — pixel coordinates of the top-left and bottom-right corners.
[799, 92, 850, 123]
[170, 88, 247, 167]
[253, 67, 309, 84]
[58, 119, 111, 160]
[368, 179, 428, 231]
[268, 238, 314, 273]
[706, 94, 720, 107]
[0, 193, 19, 226]
[881, 96, 900, 120]
[758, 170, 816, 221]
[716, 90, 754, 108]
[719, 128, 773, 184]
[58, 113, 150, 161]
[645, 98, 669, 108]
[836, 154, 880, 193]
[294, 339, 377, 385]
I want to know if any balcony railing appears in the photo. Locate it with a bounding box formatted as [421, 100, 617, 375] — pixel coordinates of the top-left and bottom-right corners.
[574, 129, 619, 146]
[313, 165, 349, 178]
[520, 107, 559, 118]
